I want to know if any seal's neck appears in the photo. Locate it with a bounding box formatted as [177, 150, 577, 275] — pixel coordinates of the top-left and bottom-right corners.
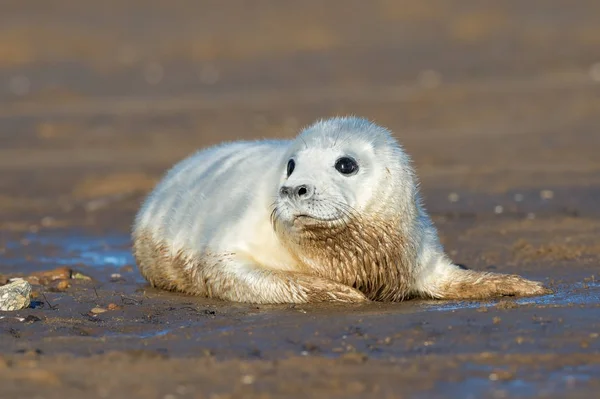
[284, 210, 419, 301]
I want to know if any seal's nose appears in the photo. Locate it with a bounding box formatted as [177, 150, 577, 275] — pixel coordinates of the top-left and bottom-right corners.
[280, 184, 314, 200]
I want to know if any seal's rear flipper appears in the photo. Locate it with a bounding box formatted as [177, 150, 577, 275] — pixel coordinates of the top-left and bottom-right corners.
[414, 260, 552, 300]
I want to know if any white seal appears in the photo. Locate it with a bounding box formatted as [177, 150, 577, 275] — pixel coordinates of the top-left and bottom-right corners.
[132, 116, 550, 303]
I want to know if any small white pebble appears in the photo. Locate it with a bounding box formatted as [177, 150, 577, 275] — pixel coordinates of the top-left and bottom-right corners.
[494, 205, 504, 214]
[241, 375, 255, 385]
[448, 192, 460, 203]
[489, 373, 499, 381]
[513, 193, 524, 202]
[300, 351, 309, 356]
[540, 189, 554, 200]
[526, 212, 536, 220]
[111, 273, 122, 279]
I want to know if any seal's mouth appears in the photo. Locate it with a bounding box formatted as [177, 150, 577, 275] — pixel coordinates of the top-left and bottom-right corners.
[293, 214, 340, 223]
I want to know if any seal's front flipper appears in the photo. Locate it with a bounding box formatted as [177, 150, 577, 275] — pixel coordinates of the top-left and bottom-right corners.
[415, 260, 551, 300]
[200, 260, 368, 304]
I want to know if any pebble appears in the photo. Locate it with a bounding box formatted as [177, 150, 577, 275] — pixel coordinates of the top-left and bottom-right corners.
[494, 205, 504, 214]
[0, 279, 32, 311]
[107, 303, 121, 311]
[27, 267, 72, 285]
[55, 280, 70, 291]
[540, 189, 554, 200]
[72, 272, 92, 281]
[447, 192, 460, 203]
[90, 307, 107, 314]
[240, 375, 255, 385]
[513, 193, 524, 202]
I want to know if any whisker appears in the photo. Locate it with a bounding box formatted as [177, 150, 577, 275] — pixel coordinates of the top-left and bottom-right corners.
[270, 207, 279, 233]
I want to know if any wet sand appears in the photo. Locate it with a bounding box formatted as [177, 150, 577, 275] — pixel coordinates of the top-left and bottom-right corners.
[1, 1, 599, 398]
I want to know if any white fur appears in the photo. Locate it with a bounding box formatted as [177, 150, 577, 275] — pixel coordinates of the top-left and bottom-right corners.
[134, 117, 469, 300]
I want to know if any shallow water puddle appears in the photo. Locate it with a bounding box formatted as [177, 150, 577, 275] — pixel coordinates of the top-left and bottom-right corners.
[420, 281, 600, 312]
[2, 230, 134, 270]
[433, 363, 599, 398]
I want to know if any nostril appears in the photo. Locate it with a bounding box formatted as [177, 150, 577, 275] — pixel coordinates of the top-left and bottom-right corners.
[297, 186, 308, 196]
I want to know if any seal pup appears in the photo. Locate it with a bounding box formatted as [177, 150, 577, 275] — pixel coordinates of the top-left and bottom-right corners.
[132, 116, 550, 303]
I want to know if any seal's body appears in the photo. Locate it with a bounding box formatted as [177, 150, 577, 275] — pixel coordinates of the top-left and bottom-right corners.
[133, 117, 549, 303]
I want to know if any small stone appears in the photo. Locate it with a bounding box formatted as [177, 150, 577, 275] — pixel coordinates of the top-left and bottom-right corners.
[515, 336, 525, 344]
[526, 212, 536, 220]
[489, 370, 514, 381]
[494, 205, 504, 214]
[493, 317, 501, 324]
[72, 272, 92, 281]
[23, 315, 41, 324]
[27, 267, 72, 285]
[240, 375, 255, 385]
[55, 280, 70, 291]
[90, 307, 107, 314]
[540, 190, 554, 200]
[447, 192, 460, 203]
[107, 303, 121, 311]
[0, 279, 32, 311]
[513, 193, 524, 202]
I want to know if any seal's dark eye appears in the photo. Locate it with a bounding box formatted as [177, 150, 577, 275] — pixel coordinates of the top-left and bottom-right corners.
[286, 159, 295, 177]
[335, 157, 359, 175]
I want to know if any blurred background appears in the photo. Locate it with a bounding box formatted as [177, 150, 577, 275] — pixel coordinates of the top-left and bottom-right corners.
[1, 0, 599, 233]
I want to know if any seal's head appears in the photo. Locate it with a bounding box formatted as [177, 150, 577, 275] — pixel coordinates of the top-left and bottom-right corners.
[272, 116, 418, 239]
